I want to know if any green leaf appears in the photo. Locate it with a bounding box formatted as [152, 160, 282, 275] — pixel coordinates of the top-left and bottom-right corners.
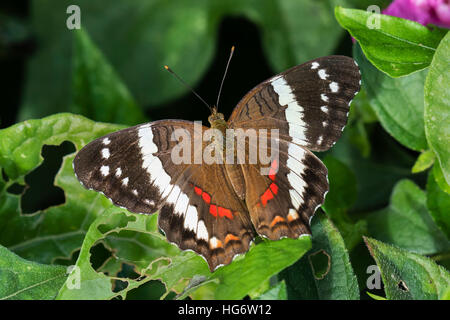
[432, 160, 450, 194]
[364, 237, 450, 299]
[424, 31, 450, 186]
[412, 150, 435, 173]
[335, 7, 447, 77]
[322, 156, 367, 250]
[442, 287, 450, 300]
[0, 244, 67, 300]
[323, 156, 357, 212]
[354, 44, 428, 151]
[366, 291, 387, 300]
[253, 281, 287, 300]
[367, 180, 450, 255]
[0, 114, 124, 264]
[280, 212, 360, 300]
[345, 88, 378, 158]
[253, 0, 350, 72]
[329, 123, 419, 212]
[71, 28, 147, 125]
[209, 237, 311, 300]
[427, 170, 450, 239]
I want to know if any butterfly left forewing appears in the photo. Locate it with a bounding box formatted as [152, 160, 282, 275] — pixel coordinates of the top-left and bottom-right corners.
[73, 124, 162, 214]
[74, 120, 255, 271]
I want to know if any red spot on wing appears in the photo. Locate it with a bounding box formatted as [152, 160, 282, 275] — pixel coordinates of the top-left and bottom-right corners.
[194, 186, 202, 196]
[269, 183, 278, 195]
[209, 204, 218, 217]
[261, 188, 274, 206]
[218, 207, 233, 219]
[202, 192, 211, 204]
[193, 185, 212, 204]
[195, 185, 233, 219]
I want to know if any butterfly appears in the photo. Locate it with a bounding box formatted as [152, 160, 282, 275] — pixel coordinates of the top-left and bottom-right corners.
[73, 55, 361, 271]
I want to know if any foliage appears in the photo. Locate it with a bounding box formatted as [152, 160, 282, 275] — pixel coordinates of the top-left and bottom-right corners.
[364, 237, 450, 299]
[0, 2, 448, 300]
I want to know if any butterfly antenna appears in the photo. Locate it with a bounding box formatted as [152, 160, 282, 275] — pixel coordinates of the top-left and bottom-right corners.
[216, 45, 235, 110]
[164, 65, 212, 112]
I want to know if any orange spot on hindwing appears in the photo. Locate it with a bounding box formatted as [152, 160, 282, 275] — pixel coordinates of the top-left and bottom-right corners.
[270, 215, 286, 228]
[209, 237, 223, 249]
[225, 234, 240, 244]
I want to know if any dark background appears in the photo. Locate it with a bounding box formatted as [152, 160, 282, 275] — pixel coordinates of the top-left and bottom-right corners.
[0, 1, 354, 129]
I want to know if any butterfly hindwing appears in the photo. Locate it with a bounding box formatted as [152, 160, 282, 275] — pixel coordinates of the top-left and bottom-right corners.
[228, 55, 361, 151]
[158, 162, 254, 271]
[239, 137, 328, 239]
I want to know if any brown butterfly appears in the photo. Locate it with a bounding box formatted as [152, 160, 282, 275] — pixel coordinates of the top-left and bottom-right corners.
[73, 55, 361, 271]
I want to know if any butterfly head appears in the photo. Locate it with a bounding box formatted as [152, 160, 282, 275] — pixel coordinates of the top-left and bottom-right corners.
[208, 107, 227, 131]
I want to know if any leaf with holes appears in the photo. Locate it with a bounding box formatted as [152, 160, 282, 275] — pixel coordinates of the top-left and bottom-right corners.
[354, 44, 428, 151]
[367, 180, 450, 255]
[280, 211, 359, 300]
[0, 113, 124, 264]
[0, 244, 67, 300]
[335, 7, 447, 77]
[424, 31, 450, 187]
[364, 237, 450, 299]
[56, 207, 312, 300]
[56, 208, 207, 299]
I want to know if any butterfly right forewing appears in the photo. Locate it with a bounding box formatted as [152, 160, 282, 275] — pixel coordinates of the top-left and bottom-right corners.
[228, 55, 361, 151]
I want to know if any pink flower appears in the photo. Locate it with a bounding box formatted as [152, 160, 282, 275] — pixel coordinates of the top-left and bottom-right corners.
[383, 0, 450, 28]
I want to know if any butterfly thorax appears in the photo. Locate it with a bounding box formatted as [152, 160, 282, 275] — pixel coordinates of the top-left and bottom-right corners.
[208, 107, 228, 134]
[207, 107, 247, 200]
[207, 108, 236, 161]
